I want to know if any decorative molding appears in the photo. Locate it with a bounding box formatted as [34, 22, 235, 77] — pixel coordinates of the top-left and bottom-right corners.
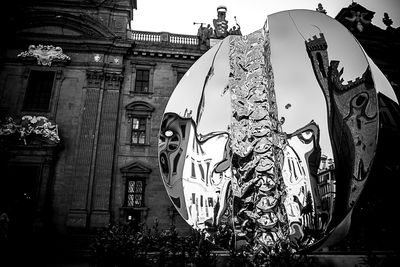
[120, 161, 152, 175]
[0, 115, 60, 145]
[335, 3, 375, 33]
[105, 72, 124, 90]
[125, 101, 155, 115]
[17, 45, 71, 66]
[86, 70, 105, 87]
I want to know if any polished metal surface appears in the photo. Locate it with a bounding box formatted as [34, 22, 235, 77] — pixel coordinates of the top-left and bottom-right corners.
[158, 9, 396, 254]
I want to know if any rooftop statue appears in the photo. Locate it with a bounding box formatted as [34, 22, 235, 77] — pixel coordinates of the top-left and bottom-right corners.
[213, 6, 229, 38]
[228, 16, 242, 35]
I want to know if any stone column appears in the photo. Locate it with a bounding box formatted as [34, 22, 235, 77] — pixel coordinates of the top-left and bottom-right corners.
[66, 70, 103, 228]
[90, 72, 123, 227]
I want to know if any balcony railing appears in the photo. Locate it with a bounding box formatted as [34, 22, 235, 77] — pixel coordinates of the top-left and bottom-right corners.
[128, 30, 201, 47]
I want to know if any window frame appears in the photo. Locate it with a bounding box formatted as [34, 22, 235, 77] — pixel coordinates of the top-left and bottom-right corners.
[131, 63, 155, 94]
[125, 101, 155, 146]
[130, 116, 147, 145]
[125, 177, 146, 208]
[119, 162, 151, 223]
[19, 66, 64, 120]
[22, 69, 56, 113]
[134, 69, 150, 93]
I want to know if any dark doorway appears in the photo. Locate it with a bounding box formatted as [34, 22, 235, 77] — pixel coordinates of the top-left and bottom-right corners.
[126, 209, 142, 231]
[0, 164, 41, 239]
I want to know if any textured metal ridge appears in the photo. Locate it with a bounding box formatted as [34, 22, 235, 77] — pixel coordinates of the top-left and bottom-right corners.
[228, 29, 289, 253]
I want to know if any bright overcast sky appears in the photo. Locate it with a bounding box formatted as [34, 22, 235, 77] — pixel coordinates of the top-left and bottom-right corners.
[131, 0, 400, 35]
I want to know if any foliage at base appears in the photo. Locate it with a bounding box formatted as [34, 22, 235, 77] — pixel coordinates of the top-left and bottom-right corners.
[90, 220, 217, 267]
[91, 220, 314, 267]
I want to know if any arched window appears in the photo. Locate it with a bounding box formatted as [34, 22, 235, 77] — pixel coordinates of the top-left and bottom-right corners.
[125, 101, 155, 145]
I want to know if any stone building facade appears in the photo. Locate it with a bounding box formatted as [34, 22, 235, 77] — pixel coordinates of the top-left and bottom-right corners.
[0, 0, 206, 237]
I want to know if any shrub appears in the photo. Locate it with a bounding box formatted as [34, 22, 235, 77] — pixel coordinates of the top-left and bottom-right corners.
[90, 220, 217, 267]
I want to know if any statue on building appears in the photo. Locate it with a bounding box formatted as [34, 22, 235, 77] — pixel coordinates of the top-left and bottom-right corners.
[207, 24, 214, 37]
[382, 12, 393, 28]
[196, 23, 210, 45]
[213, 6, 229, 38]
[341, 3, 374, 33]
[316, 3, 327, 14]
[229, 16, 242, 35]
[345, 10, 371, 32]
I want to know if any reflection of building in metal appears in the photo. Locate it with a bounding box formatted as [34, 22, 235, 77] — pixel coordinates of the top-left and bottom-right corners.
[305, 31, 378, 219]
[159, 113, 230, 230]
[183, 122, 231, 230]
[283, 120, 328, 246]
[317, 155, 336, 226]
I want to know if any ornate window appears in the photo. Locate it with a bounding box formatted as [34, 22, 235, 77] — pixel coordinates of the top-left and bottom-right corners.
[120, 162, 151, 224]
[126, 178, 145, 207]
[17, 45, 69, 115]
[131, 117, 147, 144]
[125, 101, 155, 145]
[23, 70, 55, 112]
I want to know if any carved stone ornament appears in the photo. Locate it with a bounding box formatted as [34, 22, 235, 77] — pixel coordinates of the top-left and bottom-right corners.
[345, 10, 372, 32]
[17, 45, 71, 66]
[0, 115, 60, 145]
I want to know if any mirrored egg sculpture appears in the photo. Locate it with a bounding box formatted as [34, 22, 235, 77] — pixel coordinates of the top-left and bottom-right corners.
[158, 9, 398, 254]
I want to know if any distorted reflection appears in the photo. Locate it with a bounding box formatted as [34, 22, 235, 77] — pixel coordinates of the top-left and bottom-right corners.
[158, 9, 395, 255]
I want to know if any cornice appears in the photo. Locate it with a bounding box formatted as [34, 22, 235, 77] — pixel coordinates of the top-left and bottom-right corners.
[131, 48, 201, 61]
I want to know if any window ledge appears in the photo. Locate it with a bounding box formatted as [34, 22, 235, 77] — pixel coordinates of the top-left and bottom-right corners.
[129, 143, 150, 147]
[129, 91, 153, 95]
[120, 206, 148, 211]
[21, 110, 51, 115]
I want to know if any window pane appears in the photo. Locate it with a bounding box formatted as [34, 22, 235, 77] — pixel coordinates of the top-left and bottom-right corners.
[132, 118, 140, 129]
[127, 194, 135, 207]
[135, 181, 143, 193]
[128, 181, 136, 193]
[139, 119, 146, 130]
[136, 81, 143, 92]
[131, 131, 138, 144]
[136, 70, 143, 80]
[138, 132, 146, 144]
[134, 195, 142, 206]
[143, 70, 149, 80]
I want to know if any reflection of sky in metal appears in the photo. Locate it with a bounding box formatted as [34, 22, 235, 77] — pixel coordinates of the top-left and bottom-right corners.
[269, 10, 371, 158]
[160, 8, 394, 252]
[365, 52, 398, 104]
[165, 37, 231, 135]
[166, 9, 397, 159]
